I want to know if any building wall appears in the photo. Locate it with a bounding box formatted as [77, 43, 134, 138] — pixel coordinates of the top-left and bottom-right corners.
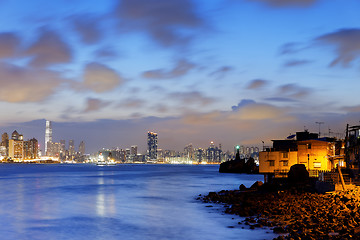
[259, 151, 298, 173]
[9, 139, 24, 160]
[297, 140, 335, 171]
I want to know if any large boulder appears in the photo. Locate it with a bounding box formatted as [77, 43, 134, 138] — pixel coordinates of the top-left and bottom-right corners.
[287, 164, 309, 186]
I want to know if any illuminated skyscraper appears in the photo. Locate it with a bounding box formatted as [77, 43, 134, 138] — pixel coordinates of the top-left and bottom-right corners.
[147, 132, 158, 160]
[69, 140, 75, 155]
[45, 120, 52, 155]
[78, 141, 85, 155]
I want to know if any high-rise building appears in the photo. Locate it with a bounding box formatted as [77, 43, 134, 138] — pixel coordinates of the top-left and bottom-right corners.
[45, 120, 52, 155]
[9, 130, 24, 160]
[23, 138, 38, 159]
[79, 141, 85, 155]
[69, 140, 75, 156]
[1, 132, 9, 156]
[147, 131, 158, 160]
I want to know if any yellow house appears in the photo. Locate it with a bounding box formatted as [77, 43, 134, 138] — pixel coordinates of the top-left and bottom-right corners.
[259, 150, 298, 174]
[297, 139, 335, 171]
[259, 131, 344, 182]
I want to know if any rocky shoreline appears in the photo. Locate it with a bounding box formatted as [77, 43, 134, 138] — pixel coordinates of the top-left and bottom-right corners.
[201, 184, 360, 239]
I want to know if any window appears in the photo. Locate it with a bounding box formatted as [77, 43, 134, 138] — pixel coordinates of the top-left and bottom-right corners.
[282, 152, 288, 158]
[269, 160, 275, 166]
[313, 162, 321, 168]
[283, 161, 288, 166]
[307, 144, 311, 149]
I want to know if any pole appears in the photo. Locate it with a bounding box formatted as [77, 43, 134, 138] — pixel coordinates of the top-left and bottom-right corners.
[315, 122, 324, 138]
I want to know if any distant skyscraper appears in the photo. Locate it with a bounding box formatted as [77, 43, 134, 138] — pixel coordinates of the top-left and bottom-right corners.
[45, 120, 52, 155]
[147, 132, 158, 160]
[78, 141, 85, 155]
[69, 140, 75, 155]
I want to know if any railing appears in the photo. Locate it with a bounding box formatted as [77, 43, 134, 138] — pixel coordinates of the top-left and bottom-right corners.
[274, 169, 323, 178]
[273, 168, 357, 185]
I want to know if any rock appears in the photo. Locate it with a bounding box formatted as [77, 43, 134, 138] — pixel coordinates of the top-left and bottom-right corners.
[239, 184, 247, 191]
[250, 181, 263, 190]
[287, 164, 309, 186]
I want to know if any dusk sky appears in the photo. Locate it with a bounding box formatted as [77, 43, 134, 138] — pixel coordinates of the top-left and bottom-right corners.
[0, 0, 359, 153]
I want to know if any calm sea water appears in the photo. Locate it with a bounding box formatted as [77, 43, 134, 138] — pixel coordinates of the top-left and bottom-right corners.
[0, 164, 276, 240]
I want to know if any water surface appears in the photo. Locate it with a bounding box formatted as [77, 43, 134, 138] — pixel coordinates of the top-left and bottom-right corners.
[0, 164, 276, 240]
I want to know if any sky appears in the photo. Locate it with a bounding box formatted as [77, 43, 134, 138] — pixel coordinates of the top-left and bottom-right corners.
[0, 0, 359, 154]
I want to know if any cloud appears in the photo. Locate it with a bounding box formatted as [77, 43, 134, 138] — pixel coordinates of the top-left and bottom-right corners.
[231, 103, 289, 121]
[70, 15, 102, 44]
[342, 105, 360, 113]
[232, 99, 256, 111]
[118, 98, 146, 108]
[0, 32, 20, 58]
[82, 62, 124, 93]
[278, 83, 310, 98]
[94, 46, 120, 60]
[248, 0, 317, 7]
[0, 62, 63, 102]
[114, 0, 205, 47]
[25, 28, 72, 67]
[264, 97, 297, 102]
[170, 91, 215, 106]
[247, 79, 268, 89]
[315, 28, 360, 67]
[142, 59, 196, 79]
[279, 42, 306, 55]
[209, 66, 233, 79]
[84, 98, 110, 113]
[283, 59, 312, 67]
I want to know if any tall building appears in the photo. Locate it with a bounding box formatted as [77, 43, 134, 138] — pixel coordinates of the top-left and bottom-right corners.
[147, 131, 158, 160]
[9, 130, 24, 160]
[1, 132, 9, 156]
[79, 141, 85, 155]
[45, 120, 52, 155]
[69, 140, 75, 156]
[23, 138, 38, 159]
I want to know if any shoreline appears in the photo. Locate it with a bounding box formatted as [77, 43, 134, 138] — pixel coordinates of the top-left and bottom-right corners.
[201, 186, 360, 239]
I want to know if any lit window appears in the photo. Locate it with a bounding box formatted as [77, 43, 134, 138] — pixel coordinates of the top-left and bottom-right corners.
[313, 162, 321, 168]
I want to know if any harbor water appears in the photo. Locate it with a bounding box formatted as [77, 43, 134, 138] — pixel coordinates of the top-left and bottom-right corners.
[0, 164, 277, 240]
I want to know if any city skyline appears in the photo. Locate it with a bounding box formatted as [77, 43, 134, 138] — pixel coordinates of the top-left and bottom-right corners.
[0, 0, 359, 153]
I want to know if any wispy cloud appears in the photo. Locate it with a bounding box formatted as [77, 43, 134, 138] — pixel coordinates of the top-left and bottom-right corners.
[25, 28, 72, 67]
[247, 79, 269, 89]
[114, 0, 205, 48]
[0, 62, 63, 102]
[248, 0, 317, 7]
[142, 59, 196, 79]
[84, 98, 111, 113]
[70, 14, 103, 45]
[283, 59, 312, 67]
[81, 62, 124, 93]
[0, 32, 20, 58]
[315, 28, 360, 67]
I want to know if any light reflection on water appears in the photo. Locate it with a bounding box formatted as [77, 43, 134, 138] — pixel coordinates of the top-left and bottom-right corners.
[0, 164, 277, 240]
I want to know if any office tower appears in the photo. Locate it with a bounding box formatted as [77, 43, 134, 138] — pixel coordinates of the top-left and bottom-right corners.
[69, 140, 75, 155]
[131, 145, 138, 156]
[9, 130, 24, 160]
[79, 141, 85, 155]
[23, 138, 38, 159]
[1, 132, 9, 156]
[147, 131, 158, 160]
[11, 130, 20, 140]
[184, 144, 194, 160]
[45, 120, 52, 155]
